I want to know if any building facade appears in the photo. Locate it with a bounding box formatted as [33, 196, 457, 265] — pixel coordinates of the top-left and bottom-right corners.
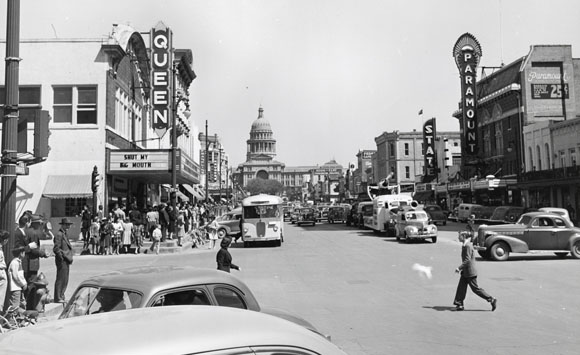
[0, 23, 201, 231]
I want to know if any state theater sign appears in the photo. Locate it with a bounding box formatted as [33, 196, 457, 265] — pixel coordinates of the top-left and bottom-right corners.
[453, 33, 482, 156]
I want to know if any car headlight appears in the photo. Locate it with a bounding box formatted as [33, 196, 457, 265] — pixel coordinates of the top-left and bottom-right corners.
[408, 226, 418, 234]
[273, 225, 278, 232]
[429, 225, 437, 234]
[243, 228, 248, 234]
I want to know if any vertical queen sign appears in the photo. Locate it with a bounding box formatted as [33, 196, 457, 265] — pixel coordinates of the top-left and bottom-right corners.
[151, 21, 173, 138]
[453, 33, 482, 156]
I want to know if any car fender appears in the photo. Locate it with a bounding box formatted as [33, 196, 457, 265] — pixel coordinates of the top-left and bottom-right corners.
[485, 234, 529, 253]
[567, 233, 580, 248]
[260, 306, 329, 340]
[218, 226, 231, 235]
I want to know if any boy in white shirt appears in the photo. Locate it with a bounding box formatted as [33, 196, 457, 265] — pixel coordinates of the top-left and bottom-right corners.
[7, 246, 27, 310]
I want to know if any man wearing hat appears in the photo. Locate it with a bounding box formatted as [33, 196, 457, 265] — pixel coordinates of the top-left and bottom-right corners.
[53, 218, 74, 303]
[15, 215, 48, 291]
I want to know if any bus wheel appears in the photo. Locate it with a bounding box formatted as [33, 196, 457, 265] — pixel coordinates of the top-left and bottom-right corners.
[275, 239, 282, 247]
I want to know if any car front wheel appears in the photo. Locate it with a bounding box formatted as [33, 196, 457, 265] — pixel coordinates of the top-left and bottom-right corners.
[490, 241, 510, 261]
[570, 240, 580, 259]
[431, 237, 437, 243]
[217, 228, 227, 239]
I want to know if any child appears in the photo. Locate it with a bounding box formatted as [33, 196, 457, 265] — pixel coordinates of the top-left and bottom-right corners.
[121, 217, 133, 254]
[0, 230, 10, 313]
[7, 246, 27, 310]
[149, 224, 162, 255]
[89, 217, 100, 255]
[132, 223, 144, 254]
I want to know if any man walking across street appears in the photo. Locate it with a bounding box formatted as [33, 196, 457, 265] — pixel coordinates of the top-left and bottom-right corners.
[453, 230, 497, 311]
[53, 218, 74, 303]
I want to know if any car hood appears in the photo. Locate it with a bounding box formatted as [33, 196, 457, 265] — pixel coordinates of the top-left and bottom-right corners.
[260, 306, 330, 340]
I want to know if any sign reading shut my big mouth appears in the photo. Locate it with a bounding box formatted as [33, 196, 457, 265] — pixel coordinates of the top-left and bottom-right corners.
[109, 151, 170, 172]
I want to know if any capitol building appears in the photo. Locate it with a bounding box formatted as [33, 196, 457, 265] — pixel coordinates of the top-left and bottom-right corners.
[235, 107, 344, 202]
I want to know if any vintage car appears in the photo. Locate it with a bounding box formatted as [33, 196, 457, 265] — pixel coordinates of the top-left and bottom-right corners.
[471, 205, 497, 224]
[394, 208, 438, 243]
[423, 205, 447, 226]
[216, 207, 242, 238]
[538, 207, 572, 224]
[474, 212, 580, 261]
[327, 205, 350, 224]
[282, 206, 294, 222]
[296, 207, 317, 226]
[57, 266, 324, 337]
[486, 206, 526, 225]
[290, 209, 300, 224]
[2, 306, 346, 355]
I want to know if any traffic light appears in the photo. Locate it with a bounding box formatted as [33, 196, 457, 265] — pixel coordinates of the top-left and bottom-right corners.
[91, 166, 100, 193]
[34, 110, 51, 158]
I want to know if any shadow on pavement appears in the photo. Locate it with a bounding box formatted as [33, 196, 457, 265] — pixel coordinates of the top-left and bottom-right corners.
[422, 306, 488, 312]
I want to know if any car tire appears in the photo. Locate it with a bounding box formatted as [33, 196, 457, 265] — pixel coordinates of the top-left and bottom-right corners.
[570, 240, 580, 259]
[404, 232, 410, 244]
[432, 237, 437, 243]
[275, 239, 282, 247]
[217, 228, 227, 239]
[490, 241, 510, 261]
[554, 252, 568, 259]
[243, 241, 249, 248]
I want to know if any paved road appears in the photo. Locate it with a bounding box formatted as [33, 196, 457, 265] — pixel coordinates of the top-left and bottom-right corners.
[39, 221, 580, 355]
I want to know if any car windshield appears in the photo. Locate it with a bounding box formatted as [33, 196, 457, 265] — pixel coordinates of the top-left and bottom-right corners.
[60, 287, 142, 319]
[243, 205, 280, 219]
[405, 211, 428, 221]
[425, 206, 441, 212]
[516, 214, 532, 225]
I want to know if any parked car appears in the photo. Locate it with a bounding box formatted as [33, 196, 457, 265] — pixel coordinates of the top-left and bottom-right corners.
[394, 208, 438, 243]
[296, 207, 317, 226]
[538, 207, 572, 224]
[457, 203, 482, 222]
[423, 205, 447, 226]
[327, 205, 350, 224]
[1, 306, 347, 355]
[315, 205, 330, 222]
[486, 206, 526, 225]
[447, 206, 459, 221]
[290, 209, 300, 224]
[471, 205, 497, 224]
[474, 212, 580, 261]
[58, 266, 324, 337]
[216, 207, 242, 238]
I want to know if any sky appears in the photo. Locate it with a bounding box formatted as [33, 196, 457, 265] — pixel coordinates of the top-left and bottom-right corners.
[3, 0, 580, 168]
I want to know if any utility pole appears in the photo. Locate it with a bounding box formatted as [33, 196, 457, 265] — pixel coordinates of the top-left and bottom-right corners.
[218, 145, 222, 203]
[204, 120, 208, 203]
[170, 62, 178, 229]
[1, 0, 21, 265]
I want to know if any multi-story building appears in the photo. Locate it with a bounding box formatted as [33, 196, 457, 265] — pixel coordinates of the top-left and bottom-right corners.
[0, 23, 201, 232]
[453, 44, 579, 218]
[350, 150, 375, 199]
[199, 133, 230, 201]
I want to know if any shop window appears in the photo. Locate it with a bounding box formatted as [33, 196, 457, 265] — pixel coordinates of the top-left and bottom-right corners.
[53, 86, 97, 124]
[65, 198, 87, 217]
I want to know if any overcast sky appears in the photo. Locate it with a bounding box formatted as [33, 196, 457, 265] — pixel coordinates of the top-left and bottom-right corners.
[4, 0, 580, 167]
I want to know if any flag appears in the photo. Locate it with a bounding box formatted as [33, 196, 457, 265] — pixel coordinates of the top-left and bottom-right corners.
[418, 109, 423, 115]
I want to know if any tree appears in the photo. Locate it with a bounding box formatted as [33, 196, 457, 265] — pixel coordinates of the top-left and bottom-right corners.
[245, 178, 284, 196]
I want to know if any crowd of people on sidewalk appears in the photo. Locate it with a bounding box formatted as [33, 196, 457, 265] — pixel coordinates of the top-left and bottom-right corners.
[0, 200, 235, 318]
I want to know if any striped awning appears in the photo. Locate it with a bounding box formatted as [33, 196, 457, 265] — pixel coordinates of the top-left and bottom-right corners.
[182, 184, 203, 200]
[42, 175, 92, 199]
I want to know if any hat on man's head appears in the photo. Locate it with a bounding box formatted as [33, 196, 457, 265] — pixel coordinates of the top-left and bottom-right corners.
[31, 215, 44, 224]
[59, 217, 74, 225]
[12, 246, 26, 256]
[469, 214, 476, 220]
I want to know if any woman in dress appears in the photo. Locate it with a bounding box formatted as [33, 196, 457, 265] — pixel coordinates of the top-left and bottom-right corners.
[206, 215, 219, 250]
[112, 216, 124, 255]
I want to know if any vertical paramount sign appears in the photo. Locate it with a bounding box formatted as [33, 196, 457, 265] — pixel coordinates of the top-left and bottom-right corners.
[453, 33, 482, 156]
[151, 22, 173, 138]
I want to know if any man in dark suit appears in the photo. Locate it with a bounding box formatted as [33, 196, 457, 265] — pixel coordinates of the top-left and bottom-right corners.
[453, 231, 497, 311]
[14, 214, 49, 282]
[53, 218, 74, 303]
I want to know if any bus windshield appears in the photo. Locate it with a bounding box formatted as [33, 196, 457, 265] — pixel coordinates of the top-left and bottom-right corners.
[243, 205, 280, 219]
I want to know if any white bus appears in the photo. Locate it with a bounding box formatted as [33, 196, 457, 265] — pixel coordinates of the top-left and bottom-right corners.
[364, 194, 416, 233]
[241, 194, 284, 247]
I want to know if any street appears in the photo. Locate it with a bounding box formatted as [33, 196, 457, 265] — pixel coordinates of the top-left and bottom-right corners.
[39, 221, 580, 355]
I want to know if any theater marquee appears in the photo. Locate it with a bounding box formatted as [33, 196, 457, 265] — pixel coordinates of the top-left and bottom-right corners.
[453, 33, 482, 156]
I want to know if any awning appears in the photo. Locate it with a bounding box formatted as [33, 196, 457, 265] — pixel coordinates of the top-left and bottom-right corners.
[182, 184, 203, 200]
[176, 191, 189, 202]
[413, 190, 434, 202]
[42, 175, 92, 199]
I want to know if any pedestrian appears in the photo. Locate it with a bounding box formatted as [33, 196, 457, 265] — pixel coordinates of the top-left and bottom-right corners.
[216, 237, 240, 273]
[121, 217, 133, 254]
[53, 217, 74, 303]
[159, 204, 170, 241]
[176, 210, 186, 247]
[15, 215, 48, 286]
[7, 246, 27, 310]
[149, 224, 162, 255]
[89, 216, 100, 255]
[80, 205, 92, 252]
[112, 216, 124, 255]
[132, 222, 144, 254]
[206, 215, 219, 250]
[0, 230, 10, 313]
[453, 231, 497, 311]
[465, 214, 477, 237]
[146, 205, 159, 240]
[100, 215, 114, 256]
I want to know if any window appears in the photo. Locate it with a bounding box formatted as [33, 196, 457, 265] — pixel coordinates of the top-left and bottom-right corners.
[53, 85, 97, 124]
[213, 287, 247, 309]
[536, 145, 542, 170]
[545, 143, 551, 169]
[65, 198, 87, 216]
[570, 148, 576, 166]
[389, 143, 394, 157]
[161, 289, 211, 306]
[0, 85, 41, 122]
[405, 166, 410, 179]
[404, 143, 409, 155]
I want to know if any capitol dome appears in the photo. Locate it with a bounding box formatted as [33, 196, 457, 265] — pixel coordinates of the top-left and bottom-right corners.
[250, 106, 272, 132]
